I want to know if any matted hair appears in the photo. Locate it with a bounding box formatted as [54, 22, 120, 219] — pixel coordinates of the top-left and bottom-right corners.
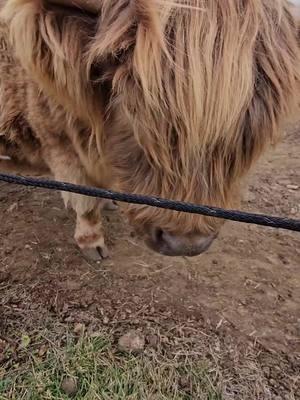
[2, 0, 300, 233]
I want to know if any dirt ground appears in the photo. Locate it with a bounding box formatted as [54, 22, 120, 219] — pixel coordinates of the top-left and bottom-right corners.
[0, 124, 299, 398]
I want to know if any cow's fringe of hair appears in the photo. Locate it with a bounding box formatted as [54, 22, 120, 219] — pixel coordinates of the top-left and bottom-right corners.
[88, 0, 300, 173]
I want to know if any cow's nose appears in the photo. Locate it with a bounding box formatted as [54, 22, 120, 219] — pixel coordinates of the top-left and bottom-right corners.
[147, 228, 216, 257]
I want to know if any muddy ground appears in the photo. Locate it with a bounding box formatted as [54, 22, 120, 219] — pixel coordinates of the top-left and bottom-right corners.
[0, 124, 299, 398]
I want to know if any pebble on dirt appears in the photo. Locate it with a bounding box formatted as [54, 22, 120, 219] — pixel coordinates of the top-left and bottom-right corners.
[286, 184, 299, 190]
[61, 377, 78, 397]
[73, 323, 85, 335]
[118, 330, 145, 353]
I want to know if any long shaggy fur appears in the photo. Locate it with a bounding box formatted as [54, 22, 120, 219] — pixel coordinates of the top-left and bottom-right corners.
[0, 0, 299, 236]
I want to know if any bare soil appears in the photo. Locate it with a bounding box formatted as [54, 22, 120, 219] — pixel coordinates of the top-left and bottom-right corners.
[0, 124, 299, 399]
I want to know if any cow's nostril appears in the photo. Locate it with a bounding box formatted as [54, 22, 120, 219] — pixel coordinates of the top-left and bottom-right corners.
[153, 227, 164, 243]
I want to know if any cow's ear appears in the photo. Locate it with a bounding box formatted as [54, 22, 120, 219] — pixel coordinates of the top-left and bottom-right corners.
[1, 0, 103, 129]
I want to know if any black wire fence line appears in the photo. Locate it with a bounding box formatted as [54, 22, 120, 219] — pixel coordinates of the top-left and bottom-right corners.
[0, 172, 299, 232]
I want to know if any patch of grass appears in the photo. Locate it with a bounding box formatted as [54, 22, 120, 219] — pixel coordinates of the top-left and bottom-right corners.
[0, 330, 222, 400]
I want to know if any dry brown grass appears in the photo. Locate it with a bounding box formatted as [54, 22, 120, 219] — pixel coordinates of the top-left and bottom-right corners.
[1, 282, 297, 400]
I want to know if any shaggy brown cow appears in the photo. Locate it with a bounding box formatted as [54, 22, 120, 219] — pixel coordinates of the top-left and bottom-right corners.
[0, 0, 299, 259]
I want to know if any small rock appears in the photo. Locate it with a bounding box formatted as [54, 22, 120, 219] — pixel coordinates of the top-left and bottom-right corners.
[286, 184, 299, 190]
[7, 202, 18, 213]
[73, 323, 85, 335]
[277, 178, 290, 185]
[0, 155, 11, 160]
[118, 330, 145, 353]
[132, 296, 140, 304]
[61, 377, 78, 396]
[103, 316, 109, 324]
[38, 345, 48, 357]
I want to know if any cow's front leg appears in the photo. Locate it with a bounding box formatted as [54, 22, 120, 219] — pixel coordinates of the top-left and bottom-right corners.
[74, 204, 109, 261]
[41, 138, 115, 260]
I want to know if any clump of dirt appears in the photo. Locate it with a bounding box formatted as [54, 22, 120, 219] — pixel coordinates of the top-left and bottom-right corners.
[61, 377, 78, 397]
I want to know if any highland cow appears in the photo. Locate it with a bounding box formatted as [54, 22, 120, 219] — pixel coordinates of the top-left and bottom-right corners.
[0, 0, 299, 259]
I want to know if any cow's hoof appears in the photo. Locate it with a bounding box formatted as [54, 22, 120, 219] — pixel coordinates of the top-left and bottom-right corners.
[81, 244, 109, 261]
[102, 200, 118, 211]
